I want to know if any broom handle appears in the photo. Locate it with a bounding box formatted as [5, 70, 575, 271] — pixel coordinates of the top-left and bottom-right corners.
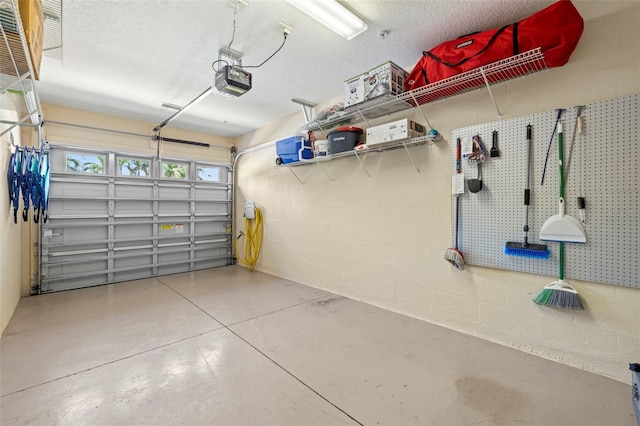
[455, 138, 461, 249]
[559, 241, 565, 280]
[523, 125, 532, 245]
[558, 123, 565, 281]
[558, 122, 565, 200]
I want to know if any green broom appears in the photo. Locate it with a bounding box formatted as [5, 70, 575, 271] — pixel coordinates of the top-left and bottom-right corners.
[533, 241, 584, 310]
[534, 121, 584, 310]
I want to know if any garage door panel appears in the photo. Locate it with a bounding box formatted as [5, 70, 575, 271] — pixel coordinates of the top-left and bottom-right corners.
[195, 221, 226, 234]
[45, 260, 109, 279]
[60, 227, 108, 243]
[115, 255, 153, 269]
[195, 246, 228, 260]
[115, 224, 152, 240]
[158, 201, 190, 215]
[113, 268, 153, 283]
[157, 263, 190, 276]
[47, 275, 110, 292]
[114, 184, 153, 199]
[158, 185, 189, 196]
[50, 200, 108, 216]
[115, 200, 153, 216]
[195, 187, 227, 200]
[41, 146, 233, 293]
[195, 202, 229, 215]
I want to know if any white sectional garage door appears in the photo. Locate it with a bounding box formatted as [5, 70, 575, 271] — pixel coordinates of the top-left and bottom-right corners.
[40, 144, 233, 293]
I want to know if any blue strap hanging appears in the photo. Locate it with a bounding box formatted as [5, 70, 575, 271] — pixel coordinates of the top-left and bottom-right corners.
[6, 144, 50, 224]
[29, 149, 44, 223]
[7, 148, 20, 223]
[20, 147, 33, 221]
[38, 151, 50, 223]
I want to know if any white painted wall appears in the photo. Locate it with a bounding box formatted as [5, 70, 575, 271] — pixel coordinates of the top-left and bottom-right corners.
[1, 105, 24, 335]
[234, 3, 640, 383]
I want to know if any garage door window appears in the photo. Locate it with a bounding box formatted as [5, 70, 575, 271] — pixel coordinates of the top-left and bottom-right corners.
[161, 162, 188, 179]
[66, 152, 105, 174]
[118, 157, 150, 177]
[197, 165, 221, 182]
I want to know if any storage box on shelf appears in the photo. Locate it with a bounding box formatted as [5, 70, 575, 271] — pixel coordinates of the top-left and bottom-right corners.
[18, 0, 43, 80]
[275, 135, 313, 165]
[344, 61, 408, 108]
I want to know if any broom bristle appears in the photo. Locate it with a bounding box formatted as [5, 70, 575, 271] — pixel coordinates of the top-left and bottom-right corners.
[444, 248, 464, 270]
[533, 285, 584, 310]
[505, 242, 550, 259]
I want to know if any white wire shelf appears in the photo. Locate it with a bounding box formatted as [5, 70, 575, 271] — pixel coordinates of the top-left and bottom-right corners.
[1, 0, 43, 135]
[279, 135, 433, 168]
[277, 134, 439, 182]
[303, 48, 548, 132]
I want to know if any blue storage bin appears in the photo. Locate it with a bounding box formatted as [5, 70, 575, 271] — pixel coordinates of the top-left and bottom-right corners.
[275, 136, 313, 165]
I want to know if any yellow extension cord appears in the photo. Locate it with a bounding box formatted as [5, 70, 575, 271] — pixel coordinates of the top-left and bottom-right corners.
[235, 206, 263, 271]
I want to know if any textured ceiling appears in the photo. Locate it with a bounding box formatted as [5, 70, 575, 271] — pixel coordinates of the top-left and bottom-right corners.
[35, 0, 619, 138]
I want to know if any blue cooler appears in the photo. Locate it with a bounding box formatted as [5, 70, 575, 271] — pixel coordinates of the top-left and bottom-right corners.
[275, 135, 313, 165]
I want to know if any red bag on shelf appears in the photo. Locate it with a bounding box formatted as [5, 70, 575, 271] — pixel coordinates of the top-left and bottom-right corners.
[405, 0, 584, 91]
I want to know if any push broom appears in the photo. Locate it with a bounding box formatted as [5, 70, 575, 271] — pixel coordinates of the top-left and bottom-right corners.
[444, 138, 464, 270]
[534, 121, 586, 310]
[505, 124, 550, 258]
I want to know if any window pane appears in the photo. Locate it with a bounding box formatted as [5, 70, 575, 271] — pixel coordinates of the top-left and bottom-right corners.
[118, 157, 150, 177]
[197, 166, 220, 182]
[66, 153, 105, 174]
[161, 162, 188, 179]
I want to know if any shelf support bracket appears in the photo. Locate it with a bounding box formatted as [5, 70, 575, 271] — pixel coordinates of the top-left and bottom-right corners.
[315, 162, 333, 182]
[353, 150, 371, 178]
[356, 109, 371, 128]
[401, 139, 420, 173]
[0, 114, 31, 138]
[291, 98, 316, 124]
[479, 67, 502, 118]
[409, 92, 433, 130]
[287, 167, 304, 185]
[0, 72, 30, 94]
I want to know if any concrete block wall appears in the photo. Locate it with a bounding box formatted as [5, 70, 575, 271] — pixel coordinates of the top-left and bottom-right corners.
[234, 3, 640, 383]
[1, 105, 24, 334]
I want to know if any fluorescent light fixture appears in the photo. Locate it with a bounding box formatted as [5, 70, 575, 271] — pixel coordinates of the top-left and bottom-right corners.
[287, 0, 367, 40]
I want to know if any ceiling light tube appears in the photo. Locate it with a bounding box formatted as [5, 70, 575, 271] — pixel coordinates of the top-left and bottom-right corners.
[286, 0, 367, 40]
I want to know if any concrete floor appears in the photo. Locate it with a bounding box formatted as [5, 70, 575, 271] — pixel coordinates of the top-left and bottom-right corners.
[1, 266, 635, 425]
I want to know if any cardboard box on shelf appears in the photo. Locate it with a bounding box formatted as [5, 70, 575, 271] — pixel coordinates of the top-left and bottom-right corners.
[366, 119, 426, 147]
[18, 0, 43, 80]
[343, 61, 408, 108]
[344, 73, 365, 107]
[363, 61, 408, 102]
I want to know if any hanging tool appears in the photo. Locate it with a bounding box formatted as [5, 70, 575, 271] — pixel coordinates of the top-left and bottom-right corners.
[541, 108, 565, 185]
[40, 151, 50, 223]
[505, 125, 550, 258]
[467, 134, 485, 193]
[7, 147, 21, 223]
[444, 138, 465, 270]
[490, 130, 500, 157]
[20, 147, 32, 221]
[540, 122, 586, 243]
[577, 113, 586, 223]
[536, 121, 585, 310]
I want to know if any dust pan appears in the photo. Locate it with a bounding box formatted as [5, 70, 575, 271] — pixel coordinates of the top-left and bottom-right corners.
[539, 122, 586, 244]
[540, 199, 586, 243]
